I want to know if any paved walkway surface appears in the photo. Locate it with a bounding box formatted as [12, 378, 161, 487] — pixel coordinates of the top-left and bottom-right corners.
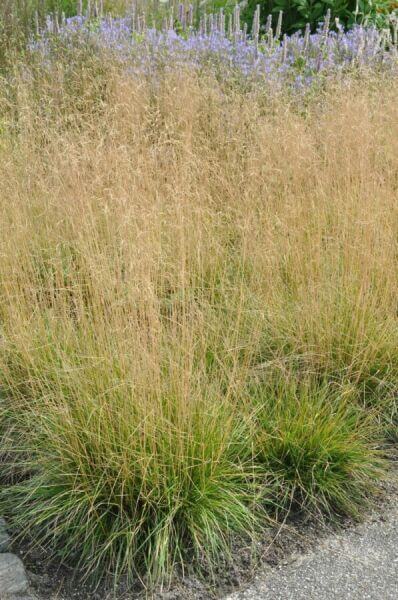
[227, 504, 398, 600]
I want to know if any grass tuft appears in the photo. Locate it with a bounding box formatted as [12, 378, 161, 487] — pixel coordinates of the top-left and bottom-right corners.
[252, 378, 385, 517]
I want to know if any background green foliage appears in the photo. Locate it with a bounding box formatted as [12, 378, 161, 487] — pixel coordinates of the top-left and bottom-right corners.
[243, 0, 396, 33]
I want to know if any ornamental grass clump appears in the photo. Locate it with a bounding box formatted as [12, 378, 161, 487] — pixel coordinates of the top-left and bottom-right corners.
[0, 29, 397, 587]
[0, 324, 260, 584]
[251, 378, 384, 517]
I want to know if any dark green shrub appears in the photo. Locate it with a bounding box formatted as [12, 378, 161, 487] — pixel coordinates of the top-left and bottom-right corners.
[243, 0, 395, 33]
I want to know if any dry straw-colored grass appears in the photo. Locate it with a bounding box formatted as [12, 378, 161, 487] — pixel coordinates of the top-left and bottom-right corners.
[0, 62, 397, 584]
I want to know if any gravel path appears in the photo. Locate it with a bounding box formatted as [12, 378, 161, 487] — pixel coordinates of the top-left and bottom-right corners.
[227, 503, 398, 600]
